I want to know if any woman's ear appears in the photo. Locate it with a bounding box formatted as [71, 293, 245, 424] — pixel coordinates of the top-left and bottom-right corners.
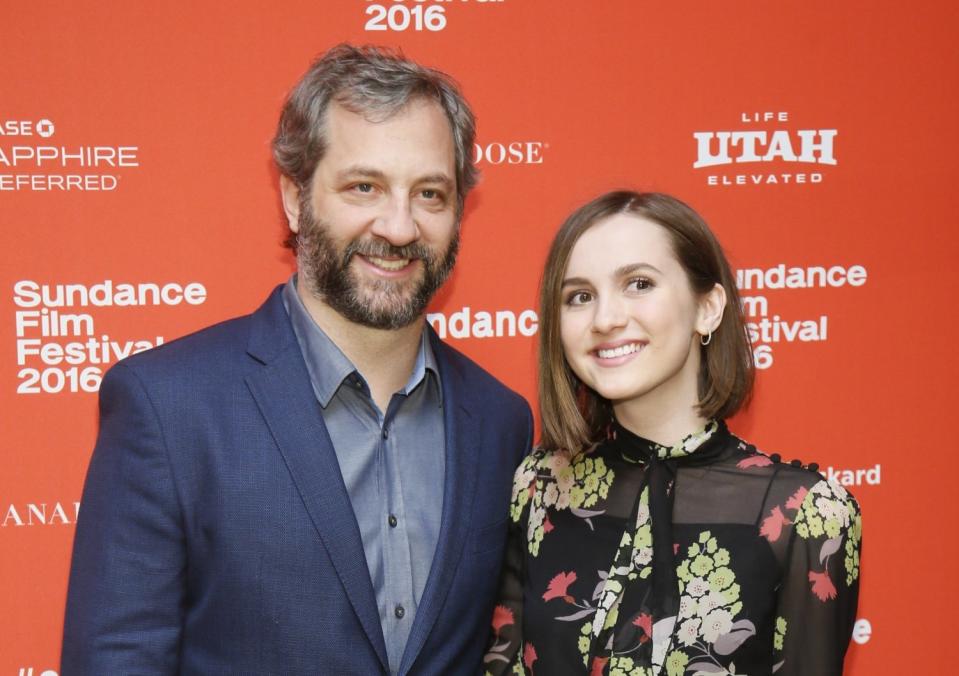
[697, 282, 727, 338]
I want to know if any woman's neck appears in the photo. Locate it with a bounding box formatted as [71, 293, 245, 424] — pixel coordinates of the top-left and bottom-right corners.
[612, 398, 708, 447]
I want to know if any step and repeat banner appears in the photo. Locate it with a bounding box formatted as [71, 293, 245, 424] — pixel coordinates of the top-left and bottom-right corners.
[2, 1, 957, 673]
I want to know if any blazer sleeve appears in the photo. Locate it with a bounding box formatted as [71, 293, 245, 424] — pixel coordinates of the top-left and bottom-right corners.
[62, 362, 186, 675]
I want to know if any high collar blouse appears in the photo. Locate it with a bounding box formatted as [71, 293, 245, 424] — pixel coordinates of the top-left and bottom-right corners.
[485, 422, 861, 676]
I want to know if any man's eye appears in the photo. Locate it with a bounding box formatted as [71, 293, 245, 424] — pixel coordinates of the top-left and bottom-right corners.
[353, 183, 374, 193]
[420, 189, 444, 201]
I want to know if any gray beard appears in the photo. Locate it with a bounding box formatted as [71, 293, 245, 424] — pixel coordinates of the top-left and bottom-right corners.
[295, 204, 458, 330]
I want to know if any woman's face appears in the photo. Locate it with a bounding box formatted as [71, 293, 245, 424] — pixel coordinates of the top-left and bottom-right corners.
[559, 213, 717, 418]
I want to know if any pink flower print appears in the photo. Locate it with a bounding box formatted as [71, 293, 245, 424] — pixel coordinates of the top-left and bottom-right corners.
[590, 656, 609, 676]
[737, 455, 772, 469]
[760, 506, 788, 542]
[543, 515, 554, 534]
[808, 571, 838, 601]
[542, 571, 577, 602]
[523, 642, 538, 669]
[633, 612, 653, 642]
[786, 486, 809, 511]
[491, 604, 514, 635]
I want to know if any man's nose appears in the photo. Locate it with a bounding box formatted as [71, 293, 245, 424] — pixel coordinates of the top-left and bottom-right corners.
[370, 195, 419, 247]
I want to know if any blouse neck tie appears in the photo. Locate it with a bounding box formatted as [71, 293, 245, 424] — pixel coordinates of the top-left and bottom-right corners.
[587, 419, 730, 673]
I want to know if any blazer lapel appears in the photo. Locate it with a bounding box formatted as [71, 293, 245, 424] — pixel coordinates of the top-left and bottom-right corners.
[244, 288, 389, 671]
[399, 333, 482, 674]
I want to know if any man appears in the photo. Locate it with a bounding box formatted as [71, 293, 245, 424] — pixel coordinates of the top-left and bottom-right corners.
[62, 44, 532, 675]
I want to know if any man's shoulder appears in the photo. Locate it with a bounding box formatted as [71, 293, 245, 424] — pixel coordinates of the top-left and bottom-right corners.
[109, 286, 286, 382]
[128, 314, 251, 368]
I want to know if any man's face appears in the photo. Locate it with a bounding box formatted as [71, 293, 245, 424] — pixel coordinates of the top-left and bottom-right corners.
[283, 99, 459, 330]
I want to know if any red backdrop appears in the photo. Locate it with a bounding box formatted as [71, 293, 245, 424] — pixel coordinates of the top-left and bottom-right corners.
[3, 1, 957, 673]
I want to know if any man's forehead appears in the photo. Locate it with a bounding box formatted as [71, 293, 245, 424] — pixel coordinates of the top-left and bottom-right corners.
[324, 97, 450, 134]
[317, 98, 456, 178]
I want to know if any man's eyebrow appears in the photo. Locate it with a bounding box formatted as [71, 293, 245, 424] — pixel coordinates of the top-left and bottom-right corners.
[334, 166, 454, 189]
[416, 173, 455, 189]
[335, 166, 387, 182]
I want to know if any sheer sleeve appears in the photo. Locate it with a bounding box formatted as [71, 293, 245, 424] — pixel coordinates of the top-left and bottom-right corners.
[484, 453, 541, 676]
[773, 478, 862, 675]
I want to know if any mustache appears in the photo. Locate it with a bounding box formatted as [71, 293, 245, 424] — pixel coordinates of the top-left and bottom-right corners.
[343, 239, 434, 264]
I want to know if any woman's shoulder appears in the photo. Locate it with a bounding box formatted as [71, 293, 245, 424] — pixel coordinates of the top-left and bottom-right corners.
[509, 444, 615, 522]
[513, 443, 607, 478]
[727, 436, 855, 498]
[729, 437, 861, 544]
[510, 447, 571, 497]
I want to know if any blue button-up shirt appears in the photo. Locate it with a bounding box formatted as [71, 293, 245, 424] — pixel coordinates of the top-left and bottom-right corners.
[283, 278, 446, 674]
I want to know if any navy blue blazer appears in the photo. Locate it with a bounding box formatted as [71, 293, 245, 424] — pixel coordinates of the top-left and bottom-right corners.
[62, 286, 533, 675]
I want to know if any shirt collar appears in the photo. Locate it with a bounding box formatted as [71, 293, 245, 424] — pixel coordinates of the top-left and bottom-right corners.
[282, 275, 440, 407]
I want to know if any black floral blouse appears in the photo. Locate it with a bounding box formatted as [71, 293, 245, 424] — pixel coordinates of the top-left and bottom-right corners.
[485, 420, 861, 676]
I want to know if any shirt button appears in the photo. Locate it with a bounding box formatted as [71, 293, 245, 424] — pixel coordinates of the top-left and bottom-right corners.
[388, 514, 398, 528]
[394, 604, 405, 619]
[382, 428, 389, 439]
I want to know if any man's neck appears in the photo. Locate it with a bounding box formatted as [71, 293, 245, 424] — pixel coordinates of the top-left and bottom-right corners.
[296, 283, 423, 413]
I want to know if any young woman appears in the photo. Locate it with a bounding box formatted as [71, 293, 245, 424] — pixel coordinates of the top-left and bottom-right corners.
[486, 192, 861, 676]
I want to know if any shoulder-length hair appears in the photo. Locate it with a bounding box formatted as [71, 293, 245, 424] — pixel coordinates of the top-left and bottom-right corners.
[538, 191, 754, 453]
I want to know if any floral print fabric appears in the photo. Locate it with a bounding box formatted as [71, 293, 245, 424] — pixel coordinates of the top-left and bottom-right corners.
[485, 422, 861, 676]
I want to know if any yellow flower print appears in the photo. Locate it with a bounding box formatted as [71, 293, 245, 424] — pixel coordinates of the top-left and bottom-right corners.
[570, 486, 587, 509]
[665, 650, 690, 676]
[690, 554, 715, 577]
[773, 616, 787, 651]
[824, 516, 842, 539]
[723, 582, 742, 605]
[708, 566, 735, 591]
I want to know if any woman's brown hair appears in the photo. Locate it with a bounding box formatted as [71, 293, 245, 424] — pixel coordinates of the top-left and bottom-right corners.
[538, 191, 754, 453]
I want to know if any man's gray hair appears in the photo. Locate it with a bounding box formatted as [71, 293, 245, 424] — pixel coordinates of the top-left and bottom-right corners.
[273, 44, 478, 235]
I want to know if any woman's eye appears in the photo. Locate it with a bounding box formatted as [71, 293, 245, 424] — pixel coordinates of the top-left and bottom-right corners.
[566, 291, 593, 306]
[628, 277, 652, 292]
